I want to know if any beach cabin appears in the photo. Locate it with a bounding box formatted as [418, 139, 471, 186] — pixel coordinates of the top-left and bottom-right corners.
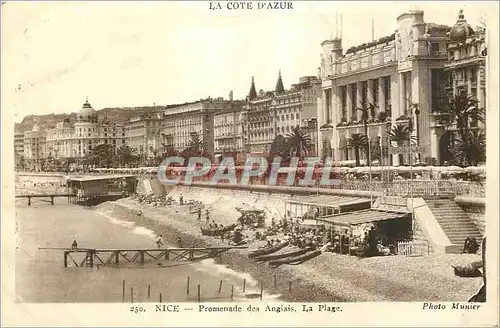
[315, 196, 415, 255]
[284, 195, 371, 218]
[66, 174, 138, 205]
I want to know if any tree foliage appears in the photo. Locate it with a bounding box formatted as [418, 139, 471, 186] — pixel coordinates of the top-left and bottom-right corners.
[285, 126, 312, 158]
[347, 133, 367, 167]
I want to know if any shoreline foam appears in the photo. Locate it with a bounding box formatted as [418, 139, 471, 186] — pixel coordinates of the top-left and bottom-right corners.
[96, 200, 349, 302]
[96, 196, 482, 302]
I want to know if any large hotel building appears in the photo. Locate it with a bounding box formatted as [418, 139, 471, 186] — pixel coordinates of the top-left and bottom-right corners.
[17, 9, 486, 170]
[245, 73, 322, 155]
[317, 9, 486, 165]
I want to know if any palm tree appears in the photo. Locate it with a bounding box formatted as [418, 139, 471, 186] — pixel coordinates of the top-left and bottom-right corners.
[91, 144, 115, 168]
[451, 130, 486, 166]
[285, 126, 312, 158]
[444, 92, 485, 143]
[149, 146, 163, 166]
[270, 134, 289, 157]
[182, 136, 210, 159]
[368, 137, 382, 162]
[162, 143, 178, 157]
[356, 102, 378, 164]
[117, 145, 135, 167]
[19, 155, 26, 170]
[347, 133, 367, 167]
[388, 124, 416, 165]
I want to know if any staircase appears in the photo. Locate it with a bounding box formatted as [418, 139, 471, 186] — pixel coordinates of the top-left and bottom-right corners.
[426, 199, 482, 246]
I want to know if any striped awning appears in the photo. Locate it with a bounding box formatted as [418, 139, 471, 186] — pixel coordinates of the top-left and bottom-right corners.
[317, 209, 408, 226]
[286, 195, 369, 208]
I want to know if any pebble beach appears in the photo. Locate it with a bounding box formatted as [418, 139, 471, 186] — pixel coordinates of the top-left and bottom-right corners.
[104, 189, 483, 302]
[15, 174, 483, 302]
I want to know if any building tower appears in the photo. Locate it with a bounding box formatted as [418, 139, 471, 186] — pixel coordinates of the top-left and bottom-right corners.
[275, 70, 285, 95]
[248, 76, 257, 100]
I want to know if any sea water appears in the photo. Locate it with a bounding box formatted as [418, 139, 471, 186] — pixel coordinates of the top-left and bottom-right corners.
[15, 198, 280, 303]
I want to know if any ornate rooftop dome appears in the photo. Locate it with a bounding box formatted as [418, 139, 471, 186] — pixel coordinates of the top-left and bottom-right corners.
[449, 10, 475, 42]
[79, 97, 96, 117]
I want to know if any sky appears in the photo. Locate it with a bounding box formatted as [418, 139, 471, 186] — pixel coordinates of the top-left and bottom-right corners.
[1, 1, 495, 123]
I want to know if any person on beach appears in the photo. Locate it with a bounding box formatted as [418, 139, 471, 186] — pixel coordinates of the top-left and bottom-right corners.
[468, 236, 486, 302]
[197, 208, 202, 221]
[156, 235, 164, 249]
[71, 240, 78, 249]
[462, 237, 479, 254]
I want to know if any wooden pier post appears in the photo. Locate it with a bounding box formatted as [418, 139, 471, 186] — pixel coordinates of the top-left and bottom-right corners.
[50, 196, 54, 205]
[197, 284, 201, 303]
[140, 251, 145, 264]
[130, 287, 134, 303]
[218, 280, 223, 294]
[186, 277, 190, 295]
[63, 251, 68, 268]
[89, 250, 94, 268]
[115, 252, 119, 265]
[231, 285, 234, 300]
[243, 279, 246, 293]
[289, 281, 292, 293]
[148, 285, 151, 298]
[159, 293, 162, 303]
[260, 283, 263, 300]
[28, 196, 31, 206]
[122, 280, 125, 301]
[273, 274, 277, 288]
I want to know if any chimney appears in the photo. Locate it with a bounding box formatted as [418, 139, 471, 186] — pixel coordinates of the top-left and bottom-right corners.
[229, 90, 233, 101]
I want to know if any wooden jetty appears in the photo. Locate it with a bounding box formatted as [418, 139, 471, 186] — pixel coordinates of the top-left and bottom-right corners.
[16, 174, 140, 207]
[16, 194, 76, 206]
[39, 246, 248, 268]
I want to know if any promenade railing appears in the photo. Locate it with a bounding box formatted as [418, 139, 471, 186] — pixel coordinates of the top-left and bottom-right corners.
[18, 171, 486, 198]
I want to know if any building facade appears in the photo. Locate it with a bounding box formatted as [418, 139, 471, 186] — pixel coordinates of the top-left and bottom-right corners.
[431, 12, 486, 164]
[23, 99, 128, 170]
[245, 74, 321, 155]
[318, 9, 486, 165]
[45, 119, 76, 159]
[161, 98, 242, 156]
[23, 123, 46, 171]
[125, 113, 164, 161]
[45, 99, 126, 160]
[213, 97, 246, 160]
[14, 132, 24, 168]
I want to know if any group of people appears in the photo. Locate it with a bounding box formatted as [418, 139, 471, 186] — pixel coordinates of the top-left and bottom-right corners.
[155, 235, 183, 248]
[132, 194, 176, 206]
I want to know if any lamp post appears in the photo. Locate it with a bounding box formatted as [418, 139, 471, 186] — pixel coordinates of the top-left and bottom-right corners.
[384, 120, 392, 191]
[415, 106, 421, 163]
[408, 102, 420, 224]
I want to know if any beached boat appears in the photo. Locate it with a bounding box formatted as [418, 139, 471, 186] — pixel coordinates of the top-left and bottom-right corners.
[253, 247, 314, 262]
[200, 224, 237, 237]
[268, 249, 321, 266]
[248, 242, 289, 258]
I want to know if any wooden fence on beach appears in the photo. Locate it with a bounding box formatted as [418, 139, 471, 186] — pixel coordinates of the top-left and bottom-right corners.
[397, 241, 429, 257]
